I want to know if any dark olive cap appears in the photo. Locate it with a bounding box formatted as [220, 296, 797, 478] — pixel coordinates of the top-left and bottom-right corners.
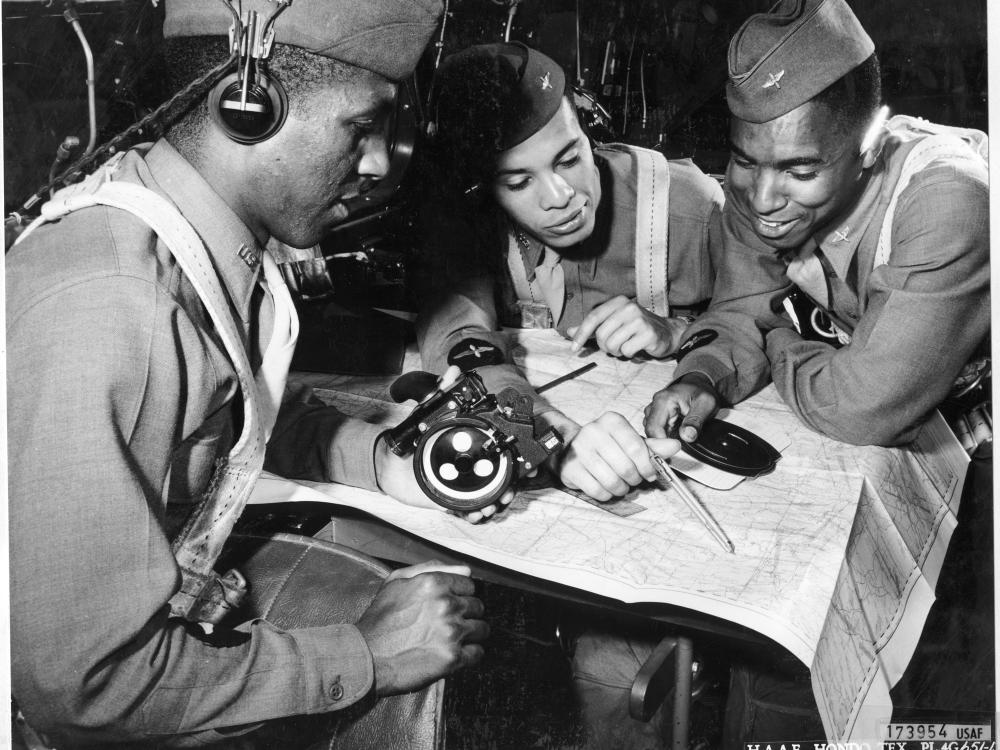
[164, 0, 443, 82]
[437, 42, 566, 150]
[726, 0, 874, 123]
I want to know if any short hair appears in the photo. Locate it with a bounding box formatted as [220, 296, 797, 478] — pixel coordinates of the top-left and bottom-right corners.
[162, 36, 366, 150]
[811, 53, 882, 136]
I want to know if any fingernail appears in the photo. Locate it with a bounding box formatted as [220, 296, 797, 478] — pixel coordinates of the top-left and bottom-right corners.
[680, 426, 698, 442]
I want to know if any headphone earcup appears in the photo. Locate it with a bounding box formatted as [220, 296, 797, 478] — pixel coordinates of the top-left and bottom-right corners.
[208, 71, 288, 145]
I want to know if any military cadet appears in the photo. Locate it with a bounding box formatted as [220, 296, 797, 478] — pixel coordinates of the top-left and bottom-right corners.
[7, 1, 494, 746]
[644, 0, 989, 449]
[642, 0, 989, 743]
[416, 42, 724, 503]
[411, 41, 729, 749]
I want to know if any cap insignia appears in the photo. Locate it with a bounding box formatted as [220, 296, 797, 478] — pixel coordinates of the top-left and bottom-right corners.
[762, 70, 785, 89]
[539, 71, 552, 91]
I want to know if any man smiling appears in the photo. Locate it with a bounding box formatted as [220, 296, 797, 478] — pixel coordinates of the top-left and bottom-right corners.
[640, 0, 988, 742]
[644, 0, 989, 448]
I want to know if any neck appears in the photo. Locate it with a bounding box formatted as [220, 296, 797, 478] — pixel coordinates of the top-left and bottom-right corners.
[175, 132, 271, 247]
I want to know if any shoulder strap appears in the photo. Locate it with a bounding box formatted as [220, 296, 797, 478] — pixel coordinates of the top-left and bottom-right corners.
[27, 178, 266, 624]
[602, 143, 672, 317]
[875, 116, 988, 268]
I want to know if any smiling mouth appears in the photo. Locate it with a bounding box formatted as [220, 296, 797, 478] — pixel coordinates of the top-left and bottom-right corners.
[754, 215, 800, 238]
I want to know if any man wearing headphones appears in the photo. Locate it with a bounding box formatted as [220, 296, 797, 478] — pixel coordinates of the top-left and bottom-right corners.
[7, 1, 492, 745]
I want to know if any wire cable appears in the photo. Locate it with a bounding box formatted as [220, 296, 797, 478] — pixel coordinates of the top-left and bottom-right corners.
[11, 0, 241, 220]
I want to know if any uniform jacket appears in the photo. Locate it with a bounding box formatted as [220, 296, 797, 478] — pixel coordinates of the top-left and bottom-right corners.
[672, 130, 990, 446]
[416, 145, 725, 412]
[7, 140, 384, 744]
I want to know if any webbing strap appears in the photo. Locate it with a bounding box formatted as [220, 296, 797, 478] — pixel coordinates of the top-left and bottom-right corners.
[629, 144, 672, 317]
[25, 176, 267, 623]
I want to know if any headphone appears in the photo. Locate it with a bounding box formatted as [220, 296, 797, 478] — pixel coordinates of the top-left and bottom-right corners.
[209, 3, 291, 144]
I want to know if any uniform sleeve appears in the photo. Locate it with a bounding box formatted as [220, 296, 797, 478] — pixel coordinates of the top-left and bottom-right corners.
[766, 167, 990, 445]
[265, 388, 385, 491]
[414, 273, 560, 418]
[8, 276, 373, 745]
[664, 161, 726, 308]
[671, 189, 793, 403]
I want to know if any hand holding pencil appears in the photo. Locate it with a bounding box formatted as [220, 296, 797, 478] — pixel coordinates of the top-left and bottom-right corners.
[647, 447, 735, 554]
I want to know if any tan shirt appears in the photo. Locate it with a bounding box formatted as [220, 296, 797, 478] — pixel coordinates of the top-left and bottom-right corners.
[7, 140, 384, 743]
[674, 132, 990, 445]
[416, 147, 725, 410]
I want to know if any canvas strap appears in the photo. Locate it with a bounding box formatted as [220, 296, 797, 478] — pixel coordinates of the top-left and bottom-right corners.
[627, 143, 672, 317]
[18, 165, 298, 624]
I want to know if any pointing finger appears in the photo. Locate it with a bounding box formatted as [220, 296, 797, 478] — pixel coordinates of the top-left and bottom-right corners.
[570, 298, 624, 352]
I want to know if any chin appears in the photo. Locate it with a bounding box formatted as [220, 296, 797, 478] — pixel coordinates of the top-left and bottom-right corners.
[270, 228, 322, 252]
[546, 222, 595, 249]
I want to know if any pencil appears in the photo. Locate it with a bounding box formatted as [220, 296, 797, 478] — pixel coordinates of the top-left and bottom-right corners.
[649, 451, 736, 554]
[536, 361, 598, 394]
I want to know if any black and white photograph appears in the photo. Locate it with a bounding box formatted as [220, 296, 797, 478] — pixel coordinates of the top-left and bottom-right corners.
[2, 0, 993, 748]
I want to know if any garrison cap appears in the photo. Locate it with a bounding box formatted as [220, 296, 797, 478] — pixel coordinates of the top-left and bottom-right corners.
[726, 0, 874, 123]
[438, 42, 566, 150]
[164, 0, 443, 81]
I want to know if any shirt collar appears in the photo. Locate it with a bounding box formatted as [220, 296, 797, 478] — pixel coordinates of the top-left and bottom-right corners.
[812, 166, 885, 280]
[143, 140, 263, 322]
[510, 224, 545, 281]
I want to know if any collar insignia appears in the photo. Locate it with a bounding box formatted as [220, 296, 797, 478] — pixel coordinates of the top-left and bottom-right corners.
[833, 226, 850, 242]
[237, 243, 260, 269]
[762, 70, 785, 89]
[539, 71, 552, 91]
